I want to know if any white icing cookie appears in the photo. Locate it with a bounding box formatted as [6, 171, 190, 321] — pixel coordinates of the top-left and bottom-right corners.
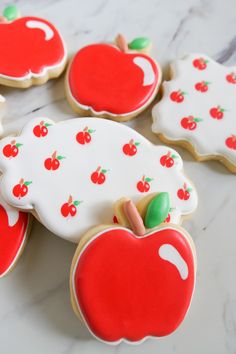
[0, 117, 198, 242]
[152, 53, 236, 173]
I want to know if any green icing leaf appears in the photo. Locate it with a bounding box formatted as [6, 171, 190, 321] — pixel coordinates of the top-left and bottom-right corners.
[128, 37, 151, 51]
[15, 143, 23, 148]
[88, 129, 95, 133]
[145, 177, 153, 182]
[24, 181, 32, 186]
[135, 142, 140, 146]
[57, 156, 65, 160]
[144, 192, 170, 229]
[73, 200, 80, 206]
[45, 123, 51, 127]
[101, 169, 107, 174]
[3, 5, 19, 21]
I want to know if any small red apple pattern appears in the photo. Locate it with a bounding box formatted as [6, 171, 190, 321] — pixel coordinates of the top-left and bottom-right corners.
[168, 56, 236, 151]
[5, 122, 194, 224]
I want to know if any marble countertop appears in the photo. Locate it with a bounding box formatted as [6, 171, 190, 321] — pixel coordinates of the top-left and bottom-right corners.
[0, 0, 236, 353]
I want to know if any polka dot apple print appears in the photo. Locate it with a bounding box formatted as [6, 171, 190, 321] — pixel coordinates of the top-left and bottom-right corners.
[137, 175, 153, 193]
[61, 195, 82, 218]
[13, 178, 32, 199]
[193, 57, 208, 70]
[225, 135, 236, 150]
[177, 183, 192, 201]
[76, 127, 95, 145]
[181, 116, 202, 131]
[226, 72, 236, 84]
[3, 140, 22, 158]
[122, 139, 140, 156]
[170, 90, 186, 103]
[33, 121, 51, 137]
[44, 151, 65, 171]
[160, 151, 178, 168]
[210, 106, 226, 120]
[91, 166, 108, 185]
[195, 81, 210, 92]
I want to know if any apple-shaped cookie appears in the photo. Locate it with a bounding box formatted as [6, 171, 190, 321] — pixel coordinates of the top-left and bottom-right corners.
[70, 198, 196, 344]
[66, 35, 161, 121]
[0, 193, 30, 277]
[0, 6, 67, 88]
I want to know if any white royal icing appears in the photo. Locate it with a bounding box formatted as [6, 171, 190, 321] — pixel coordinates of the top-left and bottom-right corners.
[152, 53, 236, 167]
[0, 188, 19, 226]
[0, 117, 198, 243]
[26, 20, 54, 41]
[158, 243, 188, 280]
[133, 57, 155, 86]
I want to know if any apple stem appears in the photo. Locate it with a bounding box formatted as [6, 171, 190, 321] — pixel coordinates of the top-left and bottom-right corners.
[123, 200, 145, 236]
[11, 140, 16, 145]
[19, 178, 24, 185]
[167, 151, 171, 157]
[183, 182, 187, 190]
[83, 126, 88, 132]
[142, 175, 145, 181]
[40, 121, 44, 126]
[115, 34, 128, 53]
[68, 195, 73, 204]
[96, 166, 101, 172]
[52, 151, 57, 159]
[129, 139, 134, 145]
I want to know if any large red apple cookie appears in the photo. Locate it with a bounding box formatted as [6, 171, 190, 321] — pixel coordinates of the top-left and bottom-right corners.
[0, 117, 197, 243]
[0, 190, 30, 277]
[70, 198, 196, 344]
[0, 5, 67, 88]
[152, 53, 236, 173]
[65, 35, 162, 121]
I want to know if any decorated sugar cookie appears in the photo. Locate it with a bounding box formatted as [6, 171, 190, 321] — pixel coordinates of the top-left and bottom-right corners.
[0, 190, 30, 277]
[70, 198, 196, 344]
[152, 53, 236, 173]
[65, 35, 162, 121]
[0, 5, 67, 88]
[0, 117, 197, 243]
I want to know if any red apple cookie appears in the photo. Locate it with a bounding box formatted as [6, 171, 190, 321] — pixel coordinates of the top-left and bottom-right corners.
[66, 35, 161, 121]
[0, 191, 30, 277]
[0, 5, 67, 88]
[152, 53, 236, 173]
[70, 198, 196, 344]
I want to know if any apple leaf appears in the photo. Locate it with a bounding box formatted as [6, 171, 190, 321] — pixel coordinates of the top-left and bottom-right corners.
[24, 181, 32, 186]
[194, 118, 203, 122]
[57, 156, 65, 160]
[3, 5, 19, 21]
[73, 200, 81, 206]
[145, 177, 153, 182]
[16, 143, 23, 148]
[45, 123, 52, 127]
[101, 169, 107, 174]
[88, 129, 95, 133]
[145, 192, 170, 229]
[128, 37, 151, 51]
[135, 142, 140, 146]
[171, 154, 178, 159]
[187, 188, 193, 193]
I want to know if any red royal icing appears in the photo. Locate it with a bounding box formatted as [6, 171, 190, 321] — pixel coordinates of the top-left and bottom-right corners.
[0, 17, 65, 78]
[68, 44, 159, 115]
[73, 227, 195, 343]
[0, 205, 29, 277]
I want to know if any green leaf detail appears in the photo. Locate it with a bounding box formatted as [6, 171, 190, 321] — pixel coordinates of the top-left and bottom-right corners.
[15, 143, 23, 148]
[135, 142, 140, 146]
[88, 129, 95, 133]
[57, 156, 65, 160]
[187, 188, 193, 192]
[3, 5, 19, 21]
[194, 118, 203, 122]
[145, 177, 153, 182]
[128, 37, 151, 51]
[45, 123, 51, 127]
[144, 192, 170, 228]
[73, 200, 81, 206]
[171, 154, 178, 159]
[24, 181, 32, 186]
[101, 169, 107, 174]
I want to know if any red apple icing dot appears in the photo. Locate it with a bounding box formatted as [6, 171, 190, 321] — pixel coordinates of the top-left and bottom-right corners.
[12, 178, 32, 199]
[225, 135, 236, 150]
[170, 90, 186, 103]
[61, 195, 82, 218]
[137, 175, 153, 193]
[193, 58, 208, 70]
[226, 72, 236, 84]
[195, 81, 210, 92]
[44, 151, 65, 171]
[76, 126, 95, 145]
[160, 151, 178, 168]
[91, 166, 108, 185]
[122, 139, 140, 156]
[33, 121, 51, 137]
[3, 140, 22, 158]
[180, 116, 202, 131]
[210, 106, 225, 120]
[177, 183, 192, 201]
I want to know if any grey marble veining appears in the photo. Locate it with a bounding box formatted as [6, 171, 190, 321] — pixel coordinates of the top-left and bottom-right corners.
[0, 0, 236, 353]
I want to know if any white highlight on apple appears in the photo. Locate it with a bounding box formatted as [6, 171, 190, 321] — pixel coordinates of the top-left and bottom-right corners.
[26, 20, 54, 41]
[158, 244, 188, 280]
[133, 57, 155, 86]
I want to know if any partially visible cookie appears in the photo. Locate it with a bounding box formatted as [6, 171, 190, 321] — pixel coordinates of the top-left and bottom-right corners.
[152, 53, 236, 173]
[0, 5, 67, 88]
[65, 35, 162, 121]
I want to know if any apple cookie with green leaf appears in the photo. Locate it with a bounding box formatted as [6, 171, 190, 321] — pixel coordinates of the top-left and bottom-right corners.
[70, 196, 196, 344]
[152, 53, 236, 173]
[65, 34, 162, 121]
[0, 117, 197, 243]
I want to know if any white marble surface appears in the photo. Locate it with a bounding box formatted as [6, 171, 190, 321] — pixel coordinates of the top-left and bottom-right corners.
[0, 0, 236, 353]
